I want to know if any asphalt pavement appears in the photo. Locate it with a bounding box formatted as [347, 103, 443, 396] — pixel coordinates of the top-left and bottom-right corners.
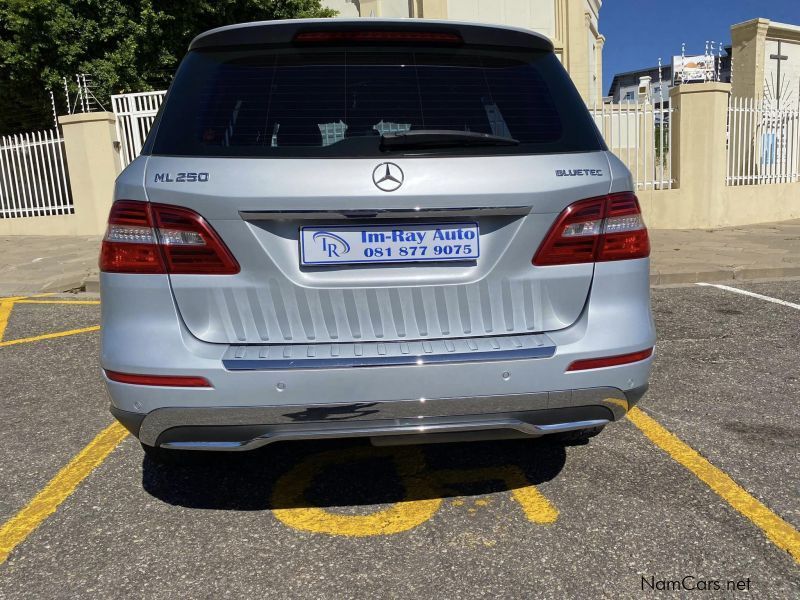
[0, 281, 798, 598]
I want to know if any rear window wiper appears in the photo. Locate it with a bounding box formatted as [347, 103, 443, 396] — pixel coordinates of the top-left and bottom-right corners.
[380, 130, 519, 150]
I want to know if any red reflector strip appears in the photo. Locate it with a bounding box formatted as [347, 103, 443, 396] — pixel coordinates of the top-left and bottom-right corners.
[294, 31, 462, 43]
[105, 370, 212, 388]
[566, 348, 653, 372]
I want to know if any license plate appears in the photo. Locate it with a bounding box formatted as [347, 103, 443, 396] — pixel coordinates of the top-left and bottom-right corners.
[300, 222, 480, 266]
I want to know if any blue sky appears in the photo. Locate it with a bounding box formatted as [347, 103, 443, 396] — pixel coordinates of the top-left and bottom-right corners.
[601, 0, 799, 94]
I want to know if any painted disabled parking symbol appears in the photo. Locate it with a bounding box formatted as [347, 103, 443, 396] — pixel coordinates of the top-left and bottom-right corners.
[270, 446, 558, 537]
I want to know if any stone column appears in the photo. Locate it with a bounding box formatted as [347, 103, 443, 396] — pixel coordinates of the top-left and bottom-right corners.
[561, 4, 591, 102]
[731, 18, 770, 101]
[595, 34, 606, 102]
[420, 0, 447, 19]
[668, 82, 731, 225]
[357, 0, 380, 16]
[58, 112, 122, 235]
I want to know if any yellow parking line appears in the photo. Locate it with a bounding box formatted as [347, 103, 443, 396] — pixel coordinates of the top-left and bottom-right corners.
[437, 466, 558, 524]
[14, 300, 101, 305]
[628, 407, 800, 563]
[0, 293, 55, 301]
[0, 422, 129, 565]
[0, 294, 85, 341]
[272, 446, 443, 536]
[0, 300, 14, 341]
[0, 325, 100, 348]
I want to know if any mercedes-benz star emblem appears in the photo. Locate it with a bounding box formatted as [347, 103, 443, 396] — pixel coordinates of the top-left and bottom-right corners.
[372, 162, 404, 192]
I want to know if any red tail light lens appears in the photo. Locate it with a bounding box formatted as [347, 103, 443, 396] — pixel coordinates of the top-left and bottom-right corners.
[99, 201, 165, 274]
[151, 204, 240, 274]
[597, 194, 651, 261]
[533, 193, 649, 266]
[294, 31, 462, 43]
[532, 198, 604, 266]
[100, 201, 239, 275]
[105, 370, 212, 387]
[566, 348, 654, 371]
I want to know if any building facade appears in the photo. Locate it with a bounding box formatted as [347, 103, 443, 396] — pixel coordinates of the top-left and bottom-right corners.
[322, 0, 605, 103]
[731, 18, 800, 109]
[607, 51, 731, 106]
[607, 16, 800, 110]
[607, 65, 674, 105]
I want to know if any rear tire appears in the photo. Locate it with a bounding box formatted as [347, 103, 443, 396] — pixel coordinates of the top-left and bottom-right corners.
[549, 425, 605, 444]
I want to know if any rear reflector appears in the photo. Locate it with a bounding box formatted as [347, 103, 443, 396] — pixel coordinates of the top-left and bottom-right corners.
[105, 370, 212, 387]
[294, 31, 462, 43]
[533, 192, 650, 266]
[566, 348, 654, 372]
[100, 201, 239, 275]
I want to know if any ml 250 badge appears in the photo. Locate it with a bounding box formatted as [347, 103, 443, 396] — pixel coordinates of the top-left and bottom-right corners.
[153, 172, 209, 183]
[555, 169, 603, 177]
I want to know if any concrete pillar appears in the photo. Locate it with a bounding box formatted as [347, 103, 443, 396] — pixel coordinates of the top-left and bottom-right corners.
[595, 34, 606, 101]
[638, 76, 652, 102]
[358, 0, 380, 16]
[560, 3, 593, 103]
[420, 0, 447, 19]
[731, 18, 770, 101]
[668, 82, 731, 225]
[378, 0, 411, 17]
[58, 112, 122, 235]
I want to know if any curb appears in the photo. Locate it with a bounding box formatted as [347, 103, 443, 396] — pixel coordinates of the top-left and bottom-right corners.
[0, 273, 93, 295]
[82, 274, 100, 294]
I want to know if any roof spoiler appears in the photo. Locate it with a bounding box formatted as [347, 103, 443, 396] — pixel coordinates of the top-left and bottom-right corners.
[189, 18, 554, 53]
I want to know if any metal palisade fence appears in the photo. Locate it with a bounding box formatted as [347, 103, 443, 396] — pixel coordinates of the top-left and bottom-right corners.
[588, 100, 674, 190]
[0, 129, 73, 219]
[727, 97, 800, 185]
[112, 90, 167, 167]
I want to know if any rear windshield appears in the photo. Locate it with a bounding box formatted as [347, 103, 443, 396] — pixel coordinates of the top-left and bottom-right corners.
[149, 44, 604, 158]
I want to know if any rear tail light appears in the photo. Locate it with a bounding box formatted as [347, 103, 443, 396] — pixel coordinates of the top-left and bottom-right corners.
[566, 348, 654, 371]
[294, 31, 462, 43]
[99, 202, 164, 274]
[533, 192, 649, 266]
[105, 370, 212, 387]
[100, 201, 239, 275]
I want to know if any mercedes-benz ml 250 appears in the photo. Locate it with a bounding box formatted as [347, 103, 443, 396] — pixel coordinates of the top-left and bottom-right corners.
[100, 19, 655, 461]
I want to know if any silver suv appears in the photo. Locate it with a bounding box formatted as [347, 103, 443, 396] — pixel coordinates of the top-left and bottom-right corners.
[100, 19, 655, 461]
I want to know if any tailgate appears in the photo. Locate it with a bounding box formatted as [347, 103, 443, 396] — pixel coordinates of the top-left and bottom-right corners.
[144, 153, 609, 344]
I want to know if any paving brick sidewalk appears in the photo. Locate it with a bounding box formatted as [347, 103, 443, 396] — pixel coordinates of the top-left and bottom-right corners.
[1, 220, 799, 294]
[649, 219, 800, 285]
[0, 235, 101, 295]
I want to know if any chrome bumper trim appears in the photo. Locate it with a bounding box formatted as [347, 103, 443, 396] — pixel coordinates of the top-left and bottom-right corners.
[239, 206, 532, 221]
[136, 387, 630, 446]
[223, 346, 555, 370]
[159, 418, 611, 451]
[223, 333, 556, 371]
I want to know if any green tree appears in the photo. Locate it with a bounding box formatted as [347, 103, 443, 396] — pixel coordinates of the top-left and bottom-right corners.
[0, 0, 336, 134]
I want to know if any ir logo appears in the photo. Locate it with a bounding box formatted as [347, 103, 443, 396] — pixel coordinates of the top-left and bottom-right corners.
[312, 231, 351, 258]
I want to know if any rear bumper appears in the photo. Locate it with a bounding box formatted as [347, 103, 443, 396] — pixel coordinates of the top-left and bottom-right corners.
[113, 384, 647, 449]
[101, 258, 655, 450]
